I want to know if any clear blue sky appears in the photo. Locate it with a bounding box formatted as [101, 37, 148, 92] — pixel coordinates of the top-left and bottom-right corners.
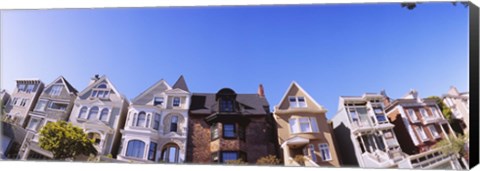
[1, 2, 469, 119]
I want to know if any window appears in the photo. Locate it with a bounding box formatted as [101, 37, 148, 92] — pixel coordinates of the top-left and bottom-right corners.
[428, 125, 440, 138]
[170, 116, 178, 132]
[212, 153, 219, 163]
[221, 152, 238, 163]
[91, 90, 110, 99]
[26, 84, 35, 93]
[408, 109, 418, 121]
[211, 123, 219, 140]
[99, 108, 109, 122]
[223, 123, 236, 138]
[11, 98, 18, 106]
[48, 102, 67, 111]
[136, 112, 146, 127]
[18, 84, 26, 92]
[289, 117, 319, 134]
[49, 85, 63, 96]
[220, 99, 234, 112]
[154, 97, 164, 106]
[415, 127, 428, 141]
[20, 99, 28, 107]
[87, 106, 99, 120]
[97, 84, 107, 89]
[430, 107, 440, 117]
[27, 118, 40, 131]
[126, 140, 145, 158]
[309, 144, 317, 162]
[319, 143, 332, 161]
[34, 100, 48, 112]
[153, 113, 161, 130]
[349, 108, 359, 122]
[384, 130, 394, 139]
[420, 108, 429, 118]
[87, 132, 101, 145]
[289, 96, 307, 108]
[148, 142, 157, 161]
[161, 144, 179, 163]
[78, 106, 88, 118]
[173, 97, 181, 107]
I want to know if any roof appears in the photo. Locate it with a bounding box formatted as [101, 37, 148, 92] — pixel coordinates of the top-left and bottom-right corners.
[61, 76, 78, 94]
[189, 93, 269, 115]
[172, 75, 189, 92]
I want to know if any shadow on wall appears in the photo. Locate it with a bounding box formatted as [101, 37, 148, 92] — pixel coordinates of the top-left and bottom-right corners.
[333, 122, 359, 167]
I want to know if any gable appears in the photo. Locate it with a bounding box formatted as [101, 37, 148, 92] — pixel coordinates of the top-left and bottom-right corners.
[78, 76, 123, 100]
[131, 80, 171, 105]
[277, 82, 325, 111]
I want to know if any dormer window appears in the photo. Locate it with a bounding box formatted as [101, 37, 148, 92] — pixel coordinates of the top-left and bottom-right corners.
[289, 96, 307, 108]
[154, 97, 164, 106]
[220, 99, 234, 112]
[97, 84, 107, 89]
[91, 86, 110, 99]
[173, 97, 181, 107]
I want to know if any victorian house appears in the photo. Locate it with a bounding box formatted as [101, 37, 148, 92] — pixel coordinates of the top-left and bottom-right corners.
[16, 76, 78, 160]
[330, 92, 404, 168]
[3, 79, 44, 128]
[68, 75, 129, 157]
[186, 85, 278, 164]
[384, 89, 463, 169]
[274, 81, 340, 167]
[442, 86, 469, 135]
[116, 76, 191, 163]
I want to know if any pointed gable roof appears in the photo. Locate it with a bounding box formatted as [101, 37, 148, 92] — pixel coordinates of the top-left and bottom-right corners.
[131, 79, 171, 105]
[44, 76, 78, 95]
[172, 75, 189, 92]
[78, 75, 125, 100]
[275, 81, 327, 112]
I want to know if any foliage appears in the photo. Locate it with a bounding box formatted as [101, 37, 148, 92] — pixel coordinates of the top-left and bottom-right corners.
[106, 154, 113, 158]
[293, 155, 305, 165]
[426, 96, 453, 123]
[433, 133, 469, 159]
[256, 155, 281, 165]
[39, 121, 97, 160]
[225, 158, 248, 165]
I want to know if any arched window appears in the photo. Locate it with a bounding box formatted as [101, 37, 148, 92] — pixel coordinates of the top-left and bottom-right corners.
[161, 144, 179, 163]
[97, 83, 107, 89]
[126, 140, 145, 158]
[87, 132, 102, 145]
[136, 112, 146, 127]
[78, 106, 88, 118]
[87, 106, 99, 120]
[170, 116, 179, 132]
[99, 108, 109, 122]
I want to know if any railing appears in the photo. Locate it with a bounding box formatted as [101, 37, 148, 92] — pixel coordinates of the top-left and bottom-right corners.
[303, 156, 319, 167]
[361, 151, 395, 168]
[398, 147, 451, 169]
[285, 157, 301, 166]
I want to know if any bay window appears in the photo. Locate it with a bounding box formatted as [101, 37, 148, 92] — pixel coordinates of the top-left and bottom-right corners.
[126, 140, 145, 158]
[289, 117, 319, 134]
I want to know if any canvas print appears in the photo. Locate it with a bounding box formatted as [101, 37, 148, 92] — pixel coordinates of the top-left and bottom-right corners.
[0, 1, 474, 170]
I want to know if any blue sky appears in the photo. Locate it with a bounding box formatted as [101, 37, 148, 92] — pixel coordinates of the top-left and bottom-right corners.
[1, 2, 469, 119]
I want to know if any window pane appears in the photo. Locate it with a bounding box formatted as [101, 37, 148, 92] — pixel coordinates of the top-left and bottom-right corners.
[87, 107, 99, 120]
[173, 97, 181, 107]
[137, 112, 146, 127]
[170, 116, 178, 132]
[126, 140, 145, 158]
[299, 118, 311, 132]
[223, 124, 235, 137]
[34, 100, 47, 112]
[168, 147, 177, 163]
[148, 142, 157, 161]
[99, 108, 109, 121]
[222, 152, 238, 163]
[154, 97, 164, 106]
[78, 107, 88, 118]
[310, 117, 319, 132]
[153, 114, 161, 130]
[289, 118, 298, 133]
[298, 97, 306, 107]
[309, 144, 317, 162]
[27, 119, 39, 131]
[97, 84, 107, 89]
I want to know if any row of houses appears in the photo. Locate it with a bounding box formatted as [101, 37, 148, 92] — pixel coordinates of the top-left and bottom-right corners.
[0, 75, 469, 169]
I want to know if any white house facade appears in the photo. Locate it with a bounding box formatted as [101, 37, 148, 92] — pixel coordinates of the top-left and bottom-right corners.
[68, 75, 129, 157]
[117, 76, 191, 163]
[442, 86, 469, 135]
[3, 79, 45, 128]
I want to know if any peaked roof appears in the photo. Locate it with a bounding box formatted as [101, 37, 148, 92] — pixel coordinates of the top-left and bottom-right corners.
[276, 81, 326, 111]
[130, 79, 171, 104]
[190, 93, 269, 115]
[44, 76, 78, 95]
[78, 75, 125, 100]
[172, 75, 189, 92]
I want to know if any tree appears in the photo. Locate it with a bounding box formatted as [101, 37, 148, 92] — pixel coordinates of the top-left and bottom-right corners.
[39, 121, 97, 160]
[426, 96, 453, 123]
[433, 133, 469, 167]
[256, 155, 281, 165]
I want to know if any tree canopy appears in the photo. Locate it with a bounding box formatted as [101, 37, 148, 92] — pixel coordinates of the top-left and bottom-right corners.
[39, 121, 97, 160]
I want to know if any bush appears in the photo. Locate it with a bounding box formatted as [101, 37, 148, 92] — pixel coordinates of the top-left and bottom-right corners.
[256, 155, 281, 165]
[225, 159, 247, 165]
[293, 155, 305, 165]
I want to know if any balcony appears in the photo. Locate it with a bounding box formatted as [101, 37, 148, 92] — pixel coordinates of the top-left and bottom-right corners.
[397, 147, 455, 169]
[422, 116, 443, 125]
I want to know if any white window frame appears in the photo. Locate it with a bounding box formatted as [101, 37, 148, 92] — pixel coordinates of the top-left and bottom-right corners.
[430, 107, 440, 118]
[99, 108, 110, 122]
[27, 118, 41, 131]
[172, 97, 181, 107]
[308, 144, 317, 162]
[288, 96, 307, 108]
[407, 109, 418, 121]
[154, 97, 164, 106]
[419, 108, 429, 119]
[288, 117, 319, 134]
[415, 127, 429, 141]
[428, 125, 440, 138]
[318, 143, 332, 161]
[34, 99, 48, 112]
[49, 85, 63, 96]
[48, 101, 68, 111]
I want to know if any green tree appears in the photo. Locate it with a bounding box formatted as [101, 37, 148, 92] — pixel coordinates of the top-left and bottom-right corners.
[256, 155, 281, 165]
[426, 96, 453, 123]
[434, 133, 469, 166]
[39, 121, 97, 160]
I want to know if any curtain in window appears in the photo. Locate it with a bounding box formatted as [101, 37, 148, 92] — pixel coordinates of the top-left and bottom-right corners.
[87, 106, 99, 120]
[126, 140, 145, 158]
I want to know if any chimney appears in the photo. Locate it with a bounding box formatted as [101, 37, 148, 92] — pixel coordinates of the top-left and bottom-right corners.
[380, 89, 391, 106]
[258, 84, 265, 98]
[88, 74, 100, 86]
